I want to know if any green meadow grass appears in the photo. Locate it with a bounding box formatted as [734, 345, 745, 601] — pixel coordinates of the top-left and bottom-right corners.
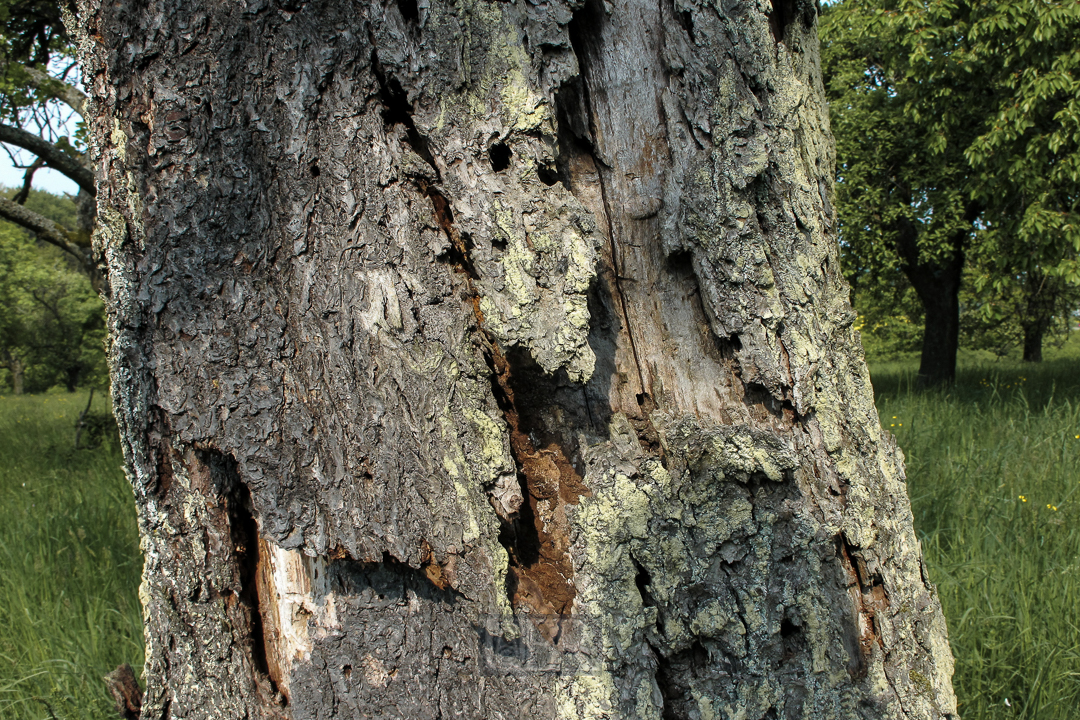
[0, 391, 142, 720]
[872, 343, 1080, 719]
[2, 342, 1079, 719]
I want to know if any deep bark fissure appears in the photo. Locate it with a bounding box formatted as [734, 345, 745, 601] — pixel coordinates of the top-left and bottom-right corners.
[768, 0, 792, 43]
[487, 346, 590, 628]
[566, 3, 652, 402]
[369, 48, 439, 178]
[373, 52, 594, 623]
[221, 455, 283, 702]
[835, 531, 889, 681]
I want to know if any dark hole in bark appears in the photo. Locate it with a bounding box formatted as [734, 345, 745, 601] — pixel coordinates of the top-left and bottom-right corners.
[629, 398, 664, 457]
[310, 163, 320, 177]
[633, 555, 665, 635]
[744, 382, 789, 421]
[489, 142, 512, 172]
[536, 164, 560, 186]
[395, 0, 419, 23]
[568, 0, 604, 62]
[676, 9, 695, 42]
[156, 440, 174, 497]
[221, 460, 280, 698]
[496, 476, 542, 566]
[655, 640, 710, 720]
[371, 50, 439, 176]
[485, 346, 591, 623]
[665, 250, 740, 362]
[769, 0, 791, 43]
[780, 618, 799, 638]
[328, 551, 462, 604]
[632, 555, 654, 604]
[553, 76, 596, 179]
[342, 664, 352, 679]
[491, 235, 508, 252]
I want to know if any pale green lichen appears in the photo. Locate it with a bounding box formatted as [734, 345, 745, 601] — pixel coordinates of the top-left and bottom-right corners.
[556, 668, 617, 720]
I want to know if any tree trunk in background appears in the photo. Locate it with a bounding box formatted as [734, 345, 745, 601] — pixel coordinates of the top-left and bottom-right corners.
[6, 353, 24, 395]
[1022, 322, 1045, 362]
[1020, 270, 1058, 363]
[76, 0, 957, 718]
[911, 261, 962, 387]
[894, 218, 965, 387]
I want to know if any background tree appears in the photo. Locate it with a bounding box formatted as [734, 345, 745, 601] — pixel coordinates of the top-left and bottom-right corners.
[0, 0, 97, 287]
[821, 0, 984, 385]
[945, 0, 1080, 362]
[822, 0, 1080, 377]
[0, 0, 106, 395]
[0, 187, 104, 393]
[76, 0, 957, 717]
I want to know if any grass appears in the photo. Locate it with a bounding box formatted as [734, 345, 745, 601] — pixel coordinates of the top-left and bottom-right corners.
[0, 390, 142, 720]
[871, 339, 1080, 719]
[2, 340, 1079, 719]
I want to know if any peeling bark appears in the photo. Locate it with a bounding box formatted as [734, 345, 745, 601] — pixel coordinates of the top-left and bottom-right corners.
[76, 0, 956, 717]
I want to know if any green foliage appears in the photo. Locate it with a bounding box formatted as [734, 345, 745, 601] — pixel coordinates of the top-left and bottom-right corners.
[872, 343, 1080, 718]
[0, 391, 142, 720]
[0, 187, 105, 393]
[821, 0, 981, 277]
[852, 275, 925, 359]
[822, 0, 1080, 360]
[898, 0, 1080, 337]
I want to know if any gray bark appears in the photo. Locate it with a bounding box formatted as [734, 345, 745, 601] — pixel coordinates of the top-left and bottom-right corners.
[76, 0, 957, 718]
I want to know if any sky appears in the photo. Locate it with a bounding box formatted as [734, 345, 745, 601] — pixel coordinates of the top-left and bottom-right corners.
[1, 58, 84, 198]
[0, 161, 79, 196]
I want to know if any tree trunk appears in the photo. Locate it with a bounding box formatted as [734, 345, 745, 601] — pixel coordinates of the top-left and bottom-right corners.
[1022, 322, 1045, 362]
[7, 353, 24, 395]
[912, 262, 962, 387]
[893, 217, 965, 387]
[65, 364, 81, 392]
[76, 0, 957, 718]
[1020, 270, 1057, 363]
[892, 201, 980, 388]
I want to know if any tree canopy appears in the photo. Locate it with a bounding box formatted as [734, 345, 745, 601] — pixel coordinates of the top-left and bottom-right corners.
[0, 186, 104, 393]
[0, 0, 95, 284]
[0, 1, 104, 394]
[821, 0, 1080, 372]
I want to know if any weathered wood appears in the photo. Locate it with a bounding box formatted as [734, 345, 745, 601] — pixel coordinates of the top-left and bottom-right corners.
[75, 0, 957, 717]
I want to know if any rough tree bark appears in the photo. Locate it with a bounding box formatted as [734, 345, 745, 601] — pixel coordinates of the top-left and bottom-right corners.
[75, 0, 957, 717]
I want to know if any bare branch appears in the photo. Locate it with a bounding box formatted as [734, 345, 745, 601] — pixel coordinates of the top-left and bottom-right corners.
[0, 196, 91, 268]
[0, 123, 95, 195]
[14, 157, 45, 204]
[18, 64, 87, 115]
